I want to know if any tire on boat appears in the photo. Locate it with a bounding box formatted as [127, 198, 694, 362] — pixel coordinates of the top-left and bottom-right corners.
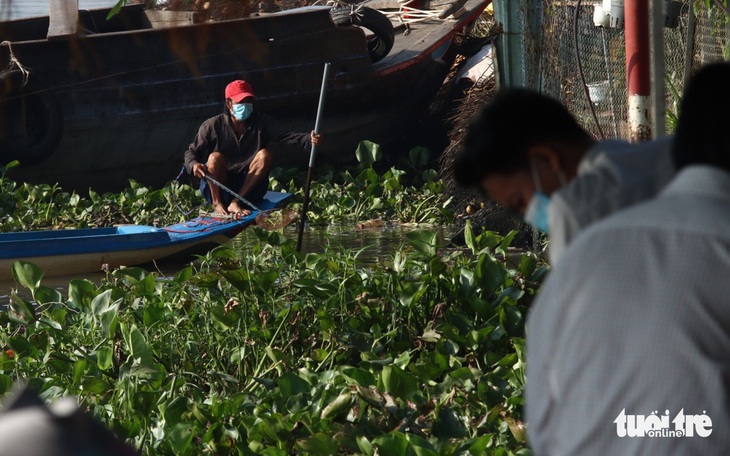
[330, 6, 395, 63]
[0, 69, 63, 166]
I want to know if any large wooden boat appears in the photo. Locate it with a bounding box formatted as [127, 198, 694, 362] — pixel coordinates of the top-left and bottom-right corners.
[0, 0, 490, 192]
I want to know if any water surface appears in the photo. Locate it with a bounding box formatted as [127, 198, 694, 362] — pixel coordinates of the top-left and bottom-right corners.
[0, 224, 458, 306]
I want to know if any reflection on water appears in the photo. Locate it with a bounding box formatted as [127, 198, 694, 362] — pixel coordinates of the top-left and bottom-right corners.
[240, 223, 458, 265]
[0, 225, 458, 306]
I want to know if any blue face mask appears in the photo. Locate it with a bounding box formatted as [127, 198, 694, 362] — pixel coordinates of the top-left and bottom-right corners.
[524, 160, 563, 234]
[231, 102, 253, 121]
[524, 191, 551, 233]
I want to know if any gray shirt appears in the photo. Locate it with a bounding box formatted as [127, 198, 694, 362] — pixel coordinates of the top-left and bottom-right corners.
[527, 165, 730, 455]
[548, 136, 675, 264]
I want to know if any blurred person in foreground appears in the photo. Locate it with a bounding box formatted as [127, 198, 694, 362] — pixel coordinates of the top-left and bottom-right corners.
[0, 383, 137, 455]
[184, 79, 320, 216]
[526, 61, 730, 455]
[452, 88, 674, 264]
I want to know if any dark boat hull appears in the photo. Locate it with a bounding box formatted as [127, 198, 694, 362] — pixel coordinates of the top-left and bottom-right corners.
[0, 1, 490, 192]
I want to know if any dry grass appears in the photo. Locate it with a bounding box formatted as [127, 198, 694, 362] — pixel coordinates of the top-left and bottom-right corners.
[438, 36, 534, 248]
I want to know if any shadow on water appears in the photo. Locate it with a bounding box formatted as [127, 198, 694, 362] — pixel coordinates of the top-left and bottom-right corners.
[0, 224, 458, 307]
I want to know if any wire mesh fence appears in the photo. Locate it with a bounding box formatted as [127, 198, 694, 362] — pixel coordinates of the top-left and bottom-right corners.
[520, 0, 729, 140]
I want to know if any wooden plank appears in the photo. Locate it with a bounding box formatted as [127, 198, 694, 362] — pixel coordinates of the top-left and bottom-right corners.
[48, 0, 78, 38]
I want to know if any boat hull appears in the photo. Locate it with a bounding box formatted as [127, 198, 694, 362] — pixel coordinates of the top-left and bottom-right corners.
[0, 191, 292, 280]
[0, 1, 490, 192]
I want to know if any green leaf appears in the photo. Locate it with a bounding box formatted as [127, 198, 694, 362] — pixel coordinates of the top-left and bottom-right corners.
[0, 374, 13, 395]
[174, 266, 193, 283]
[475, 254, 507, 292]
[321, 391, 354, 419]
[341, 367, 376, 387]
[210, 306, 237, 330]
[296, 433, 339, 454]
[432, 407, 467, 439]
[121, 323, 155, 368]
[355, 140, 382, 165]
[11, 261, 43, 292]
[96, 346, 114, 370]
[67, 279, 97, 310]
[380, 365, 418, 400]
[115, 267, 149, 283]
[80, 376, 110, 394]
[464, 220, 476, 253]
[34, 286, 63, 304]
[90, 289, 112, 315]
[516, 252, 536, 277]
[277, 372, 310, 397]
[168, 423, 194, 455]
[405, 434, 439, 456]
[162, 396, 191, 425]
[73, 359, 88, 385]
[91, 289, 120, 338]
[408, 146, 430, 168]
[356, 436, 374, 455]
[8, 293, 36, 324]
[372, 432, 409, 456]
[7, 336, 32, 359]
[406, 231, 439, 257]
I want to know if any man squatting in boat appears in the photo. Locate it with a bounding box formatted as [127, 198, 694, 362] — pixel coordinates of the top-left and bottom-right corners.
[184, 80, 321, 216]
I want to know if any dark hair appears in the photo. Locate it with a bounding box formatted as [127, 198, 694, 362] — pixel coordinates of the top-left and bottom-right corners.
[673, 62, 730, 171]
[453, 88, 593, 188]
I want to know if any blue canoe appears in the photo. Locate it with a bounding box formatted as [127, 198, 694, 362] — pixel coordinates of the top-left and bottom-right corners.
[0, 191, 293, 280]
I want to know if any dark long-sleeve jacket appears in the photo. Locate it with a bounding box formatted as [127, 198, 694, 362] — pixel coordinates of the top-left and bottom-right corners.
[183, 112, 311, 175]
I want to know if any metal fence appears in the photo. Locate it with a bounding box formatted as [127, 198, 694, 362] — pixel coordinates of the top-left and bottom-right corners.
[517, 1, 729, 140]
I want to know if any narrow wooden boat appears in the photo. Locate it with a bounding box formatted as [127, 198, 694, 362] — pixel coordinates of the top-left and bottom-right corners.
[0, 191, 292, 280]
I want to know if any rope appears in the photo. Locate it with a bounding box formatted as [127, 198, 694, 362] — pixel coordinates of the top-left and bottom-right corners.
[203, 173, 261, 212]
[173, 165, 204, 218]
[380, 0, 443, 25]
[1, 41, 31, 87]
[173, 166, 297, 231]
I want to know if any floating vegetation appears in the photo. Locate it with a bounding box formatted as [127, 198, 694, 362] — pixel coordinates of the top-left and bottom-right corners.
[0, 142, 452, 232]
[1, 223, 543, 454]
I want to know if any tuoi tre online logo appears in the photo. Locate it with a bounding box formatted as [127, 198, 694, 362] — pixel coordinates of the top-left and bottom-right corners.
[614, 409, 712, 438]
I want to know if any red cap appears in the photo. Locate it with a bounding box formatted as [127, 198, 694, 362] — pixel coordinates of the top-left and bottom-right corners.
[225, 80, 255, 103]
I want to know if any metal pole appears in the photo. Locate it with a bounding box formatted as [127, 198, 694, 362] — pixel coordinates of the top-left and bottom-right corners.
[296, 62, 331, 252]
[625, 0, 652, 142]
[650, 0, 666, 138]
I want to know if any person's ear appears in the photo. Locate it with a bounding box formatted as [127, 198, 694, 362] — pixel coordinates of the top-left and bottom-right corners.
[225, 99, 232, 110]
[527, 145, 562, 173]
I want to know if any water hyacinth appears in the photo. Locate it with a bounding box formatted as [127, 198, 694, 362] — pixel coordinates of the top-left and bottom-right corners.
[0, 143, 451, 232]
[1, 144, 541, 454]
[1, 223, 543, 455]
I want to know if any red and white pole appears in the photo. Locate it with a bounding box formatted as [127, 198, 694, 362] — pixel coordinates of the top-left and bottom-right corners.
[624, 0, 652, 142]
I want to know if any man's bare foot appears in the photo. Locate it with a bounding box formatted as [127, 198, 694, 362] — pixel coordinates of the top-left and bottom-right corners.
[212, 203, 228, 216]
[228, 201, 252, 216]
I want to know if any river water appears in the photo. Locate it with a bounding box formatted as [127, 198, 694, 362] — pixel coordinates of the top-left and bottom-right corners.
[3, 1, 120, 20]
[0, 224, 458, 306]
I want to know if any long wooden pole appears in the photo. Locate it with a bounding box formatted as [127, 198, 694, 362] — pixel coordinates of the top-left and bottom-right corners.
[296, 63, 331, 252]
